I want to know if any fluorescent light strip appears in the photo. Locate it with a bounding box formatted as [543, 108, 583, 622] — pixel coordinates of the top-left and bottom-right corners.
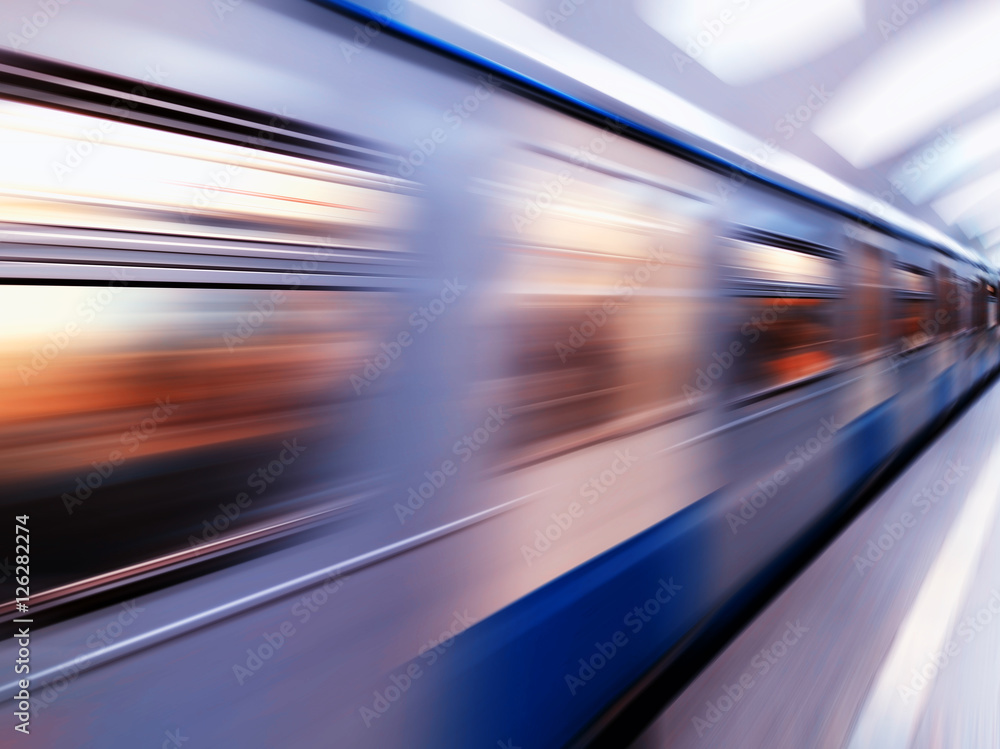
[813, 0, 1000, 169]
[893, 108, 1000, 205]
[636, 0, 865, 86]
[360, 0, 984, 265]
[933, 172, 1000, 226]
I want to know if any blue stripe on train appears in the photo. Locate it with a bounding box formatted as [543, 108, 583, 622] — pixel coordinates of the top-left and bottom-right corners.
[389, 391, 969, 747]
[394, 403, 898, 747]
[936, 366, 953, 413]
[843, 396, 896, 492]
[397, 490, 715, 748]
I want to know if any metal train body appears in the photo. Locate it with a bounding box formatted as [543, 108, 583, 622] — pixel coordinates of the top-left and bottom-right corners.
[0, 0, 997, 746]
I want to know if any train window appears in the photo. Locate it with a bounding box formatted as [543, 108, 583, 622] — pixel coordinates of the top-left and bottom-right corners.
[0, 98, 414, 252]
[1, 283, 401, 604]
[989, 283, 998, 329]
[0, 96, 421, 611]
[723, 236, 840, 400]
[727, 242, 836, 288]
[937, 267, 959, 336]
[892, 265, 934, 352]
[973, 277, 989, 331]
[732, 297, 837, 392]
[852, 244, 887, 359]
[479, 149, 710, 463]
[955, 277, 971, 333]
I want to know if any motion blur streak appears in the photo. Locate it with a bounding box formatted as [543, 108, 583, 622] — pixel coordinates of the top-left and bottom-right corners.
[0, 99, 415, 248]
[632, 377, 1000, 749]
[0, 1, 997, 748]
[811, 0, 1000, 169]
[3, 284, 398, 592]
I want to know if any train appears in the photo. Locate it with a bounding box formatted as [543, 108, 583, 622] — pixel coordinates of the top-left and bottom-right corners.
[0, 0, 997, 746]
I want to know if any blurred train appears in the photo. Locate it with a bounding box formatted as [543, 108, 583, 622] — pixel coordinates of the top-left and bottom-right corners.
[0, 0, 997, 747]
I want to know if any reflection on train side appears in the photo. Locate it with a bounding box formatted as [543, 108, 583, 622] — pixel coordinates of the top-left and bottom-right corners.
[722, 236, 840, 398]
